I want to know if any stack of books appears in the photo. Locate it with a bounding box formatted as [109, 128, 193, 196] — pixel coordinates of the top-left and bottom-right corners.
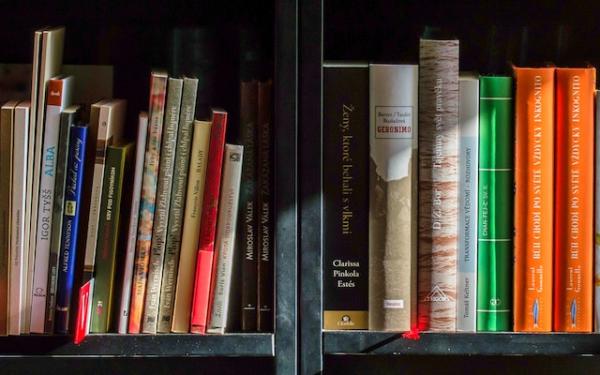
[0, 27, 274, 341]
[323, 33, 599, 333]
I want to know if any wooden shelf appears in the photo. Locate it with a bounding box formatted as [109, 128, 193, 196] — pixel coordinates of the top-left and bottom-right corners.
[324, 331, 600, 356]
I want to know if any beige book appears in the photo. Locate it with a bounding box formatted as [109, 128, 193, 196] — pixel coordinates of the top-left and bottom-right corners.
[171, 120, 211, 332]
[26, 27, 64, 333]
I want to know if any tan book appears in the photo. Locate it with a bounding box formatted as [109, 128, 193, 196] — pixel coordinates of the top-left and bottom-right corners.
[171, 120, 211, 332]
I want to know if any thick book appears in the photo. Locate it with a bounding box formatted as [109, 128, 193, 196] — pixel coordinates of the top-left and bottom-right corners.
[369, 64, 418, 332]
[9, 102, 29, 335]
[323, 63, 369, 330]
[190, 109, 228, 334]
[207, 144, 244, 334]
[554, 67, 595, 332]
[0, 101, 17, 335]
[57, 124, 88, 335]
[596, 91, 600, 333]
[142, 78, 183, 333]
[27, 27, 64, 333]
[513, 67, 555, 332]
[91, 143, 134, 333]
[45, 105, 80, 333]
[117, 112, 148, 334]
[417, 38, 460, 332]
[456, 76, 479, 332]
[239, 80, 259, 331]
[257, 81, 273, 331]
[31, 75, 74, 333]
[157, 77, 198, 333]
[74, 99, 126, 338]
[128, 71, 168, 333]
[172, 120, 211, 333]
[477, 76, 514, 332]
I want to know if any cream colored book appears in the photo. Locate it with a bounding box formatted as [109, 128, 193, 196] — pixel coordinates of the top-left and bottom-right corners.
[26, 27, 64, 333]
[171, 120, 211, 332]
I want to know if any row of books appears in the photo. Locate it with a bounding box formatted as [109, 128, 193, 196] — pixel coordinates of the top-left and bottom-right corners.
[0, 27, 274, 340]
[323, 36, 599, 333]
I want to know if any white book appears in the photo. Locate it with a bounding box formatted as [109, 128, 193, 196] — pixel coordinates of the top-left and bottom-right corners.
[30, 76, 73, 333]
[10, 102, 29, 335]
[118, 112, 148, 334]
[207, 144, 244, 334]
[26, 27, 64, 333]
[456, 75, 479, 332]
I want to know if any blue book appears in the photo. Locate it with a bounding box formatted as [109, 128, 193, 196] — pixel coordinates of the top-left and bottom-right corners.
[55, 124, 88, 334]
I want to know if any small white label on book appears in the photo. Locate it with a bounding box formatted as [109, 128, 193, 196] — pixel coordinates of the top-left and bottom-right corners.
[375, 106, 413, 139]
[383, 299, 405, 309]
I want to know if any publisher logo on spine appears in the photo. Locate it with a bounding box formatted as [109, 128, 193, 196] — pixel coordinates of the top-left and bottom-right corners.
[375, 106, 413, 139]
[424, 284, 452, 302]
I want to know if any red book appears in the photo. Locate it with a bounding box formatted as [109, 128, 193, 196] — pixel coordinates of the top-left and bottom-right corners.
[190, 109, 228, 334]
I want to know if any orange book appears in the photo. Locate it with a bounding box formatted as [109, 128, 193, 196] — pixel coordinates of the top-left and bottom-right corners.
[554, 68, 595, 332]
[513, 67, 555, 332]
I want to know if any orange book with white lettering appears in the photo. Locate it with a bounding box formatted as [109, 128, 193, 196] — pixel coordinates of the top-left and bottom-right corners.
[554, 67, 595, 332]
[513, 67, 554, 332]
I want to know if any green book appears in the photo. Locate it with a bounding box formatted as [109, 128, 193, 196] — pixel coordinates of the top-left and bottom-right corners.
[91, 142, 134, 332]
[476, 76, 513, 331]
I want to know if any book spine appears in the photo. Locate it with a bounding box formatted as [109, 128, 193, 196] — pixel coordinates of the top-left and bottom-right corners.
[171, 120, 211, 333]
[257, 81, 273, 331]
[190, 110, 228, 334]
[456, 77, 479, 332]
[207, 144, 244, 334]
[91, 145, 129, 333]
[476, 76, 514, 332]
[417, 39, 460, 331]
[514, 67, 555, 332]
[323, 65, 369, 330]
[595, 90, 600, 333]
[56, 125, 88, 334]
[128, 72, 168, 333]
[239, 80, 259, 331]
[9, 102, 29, 335]
[31, 77, 72, 333]
[143, 78, 183, 334]
[0, 102, 16, 336]
[554, 68, 595, 332]
[44, 108, 77, 333]
[117, 113, 148, 334]
[157, 78, 198, 333]
[368, 64, 418, 332]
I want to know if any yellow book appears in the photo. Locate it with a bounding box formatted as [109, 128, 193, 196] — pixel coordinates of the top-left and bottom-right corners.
[171, 120, 212, 332]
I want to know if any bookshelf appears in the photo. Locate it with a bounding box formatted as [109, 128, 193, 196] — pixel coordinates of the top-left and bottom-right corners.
[0, 0, 297, 374]
[300, 0, 600, 373]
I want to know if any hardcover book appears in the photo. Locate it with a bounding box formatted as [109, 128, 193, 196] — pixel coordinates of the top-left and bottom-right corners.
[207, 144, 244, 334]
[554, 67, 595, 332]
[143, 77, 183, 334]
[417, 38, 460, 331]
[323, 63, 369, 331]
[0, 101, 17, 335]
[513, 67, 555, 332]
[369, 64, 418, 332]
[477, 76, 513, 332]
[27, 27, 64, 333]
[128, 71, 168, 333]
[9, 102, 29, 335]
[595, 91, 600, 332]
[239, 80, 259, 331]
[172, 120, 211, 333]
[257, 81, 273, 331]
[456, 75, 479, 332]
[117, 112, 148, 334]
[190, 109, 228, 334]
[31, 75, 74, 333]
[45, 105, 80, 333]
[57, 124, 88, 335]
[157, 77, 198, 333]
[91, 143, 134, 333]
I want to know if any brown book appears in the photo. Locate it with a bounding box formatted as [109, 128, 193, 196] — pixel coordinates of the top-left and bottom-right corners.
[257, 80, 273, 331]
